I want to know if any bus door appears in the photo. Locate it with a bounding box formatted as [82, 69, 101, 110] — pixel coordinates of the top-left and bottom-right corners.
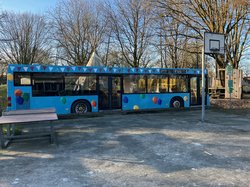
[190, 76, 202, 105]
[98, 76, 122, 110]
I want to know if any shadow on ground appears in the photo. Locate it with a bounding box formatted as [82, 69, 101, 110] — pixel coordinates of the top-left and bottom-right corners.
[1, 109, 250, 186]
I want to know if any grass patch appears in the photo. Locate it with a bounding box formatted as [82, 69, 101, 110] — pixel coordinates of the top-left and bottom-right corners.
[0, 84, 7, 111]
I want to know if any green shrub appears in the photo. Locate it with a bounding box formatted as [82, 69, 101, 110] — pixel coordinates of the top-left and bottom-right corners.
[0, 85, 7, 112]
[3, 126, 22, 135]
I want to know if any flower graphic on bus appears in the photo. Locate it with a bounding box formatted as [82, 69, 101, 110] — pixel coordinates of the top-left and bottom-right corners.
[91, 100, 97, 107]
[152, 96, 158, 104]
[14, 89, 22, 97]
[60, 97, 67, 104]
[133, 105, 139, 110]
[158, 99, 162, 105]
[16, 96, 24, 105]
[14, 90, 30, 106]
[140, 94, 145, 99]
[22, 93, 30, 101]
[123, 96, 128, 103]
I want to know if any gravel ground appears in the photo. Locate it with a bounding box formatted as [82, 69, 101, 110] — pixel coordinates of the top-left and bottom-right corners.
[0, 108, 250, 187]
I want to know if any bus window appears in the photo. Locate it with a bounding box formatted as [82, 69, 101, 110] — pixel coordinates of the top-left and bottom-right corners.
[124, 75, 146, 93]
[159, 75, 169, 93]
[14, 73, 31, 86]
[147, 75, 160, 93]
[32, 73, 64, 96]
[147, 75, 169, 93]
[65, 74, 96, 95]
[169, 75, 188, 92]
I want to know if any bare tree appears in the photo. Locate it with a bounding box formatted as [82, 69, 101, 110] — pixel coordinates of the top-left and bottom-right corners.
[157, 16, 192, 68]
[49, 0, 107, 66]
[154, 14, 203, 68]
[104, 0, 156, 67]
[155, 0, 250, 69]
[0, 12, 51, 65]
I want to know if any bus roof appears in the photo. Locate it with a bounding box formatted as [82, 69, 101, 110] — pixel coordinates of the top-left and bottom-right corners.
[8, 64, 207, 75]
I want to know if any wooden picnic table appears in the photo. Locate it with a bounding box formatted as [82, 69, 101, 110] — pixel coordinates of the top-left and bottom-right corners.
[0, 108, 58, 149]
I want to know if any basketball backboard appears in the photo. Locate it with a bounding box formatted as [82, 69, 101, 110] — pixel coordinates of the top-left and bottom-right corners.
[204, 32, 225, 55]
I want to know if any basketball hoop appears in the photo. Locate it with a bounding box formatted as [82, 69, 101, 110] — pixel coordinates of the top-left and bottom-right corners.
[210, 48, 220, 52]
[204, 32, 225, 55]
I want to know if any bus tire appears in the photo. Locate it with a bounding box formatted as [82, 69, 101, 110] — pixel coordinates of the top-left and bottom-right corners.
[170, 97, 184, 108]
[71, 100, 91, 114]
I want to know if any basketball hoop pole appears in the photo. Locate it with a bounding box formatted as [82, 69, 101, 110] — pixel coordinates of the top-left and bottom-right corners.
[201, 46, 205, 122]
[202, 32, 225, 122]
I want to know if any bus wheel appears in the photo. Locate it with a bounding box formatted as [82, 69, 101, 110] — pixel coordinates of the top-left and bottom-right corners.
[170, 97, 184, 108]
[71, 100, 91, 114]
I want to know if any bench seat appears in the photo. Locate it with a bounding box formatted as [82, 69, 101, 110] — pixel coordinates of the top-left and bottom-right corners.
[0, 108, 58, 149]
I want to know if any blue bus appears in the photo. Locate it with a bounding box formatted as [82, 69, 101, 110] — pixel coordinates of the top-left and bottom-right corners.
[6, 64, 209, 114]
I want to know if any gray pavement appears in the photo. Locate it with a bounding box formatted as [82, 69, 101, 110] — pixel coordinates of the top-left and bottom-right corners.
[0, 108, 250, 187]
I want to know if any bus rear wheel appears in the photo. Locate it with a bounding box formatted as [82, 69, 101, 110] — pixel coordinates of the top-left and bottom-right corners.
[71, 100, 91, 114]
[170, 97, 184, 108]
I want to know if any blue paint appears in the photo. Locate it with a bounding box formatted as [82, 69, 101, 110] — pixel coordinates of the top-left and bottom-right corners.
[8, 86, 31, 111]
[30, 95, 98, 114]
[7, 64, 210, 114]
[7, 85, 98, 114]
[8, 64, 208, 75]
[122, 93, 190, 111]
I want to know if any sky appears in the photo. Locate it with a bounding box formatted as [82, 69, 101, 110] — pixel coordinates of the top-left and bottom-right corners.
[0, 0, 249, 75]
[0, 0, 58, 14]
